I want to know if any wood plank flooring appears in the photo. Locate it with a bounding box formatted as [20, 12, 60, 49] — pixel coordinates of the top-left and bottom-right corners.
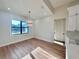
[0, 38, 65, 59]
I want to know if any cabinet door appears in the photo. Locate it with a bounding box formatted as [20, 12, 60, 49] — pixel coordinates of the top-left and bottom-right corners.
[68, 16, 76, 31]
[77, 5, 79, 14]
[77, 5, 79, 31]
[68, 5, 77, 16]
[77, 15, 79, 31]
[68, 5, 78, 16]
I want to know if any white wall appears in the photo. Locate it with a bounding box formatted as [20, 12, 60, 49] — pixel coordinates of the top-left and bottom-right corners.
[34, 16, 54, 42]
[0, 11, 34, 47]
[0, 11, 54, 47]
[54, 6, 68, 20]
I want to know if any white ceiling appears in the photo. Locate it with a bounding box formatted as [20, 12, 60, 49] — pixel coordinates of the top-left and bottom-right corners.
[0, 0, 52, 19]
[0, 0, 75, 19]
[49, 0, 75, 8]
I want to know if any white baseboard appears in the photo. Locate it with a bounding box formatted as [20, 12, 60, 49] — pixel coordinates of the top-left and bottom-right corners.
[0, 36, 33, 47]
[35, 36, 53, 43]
[0, 36, 53, 47]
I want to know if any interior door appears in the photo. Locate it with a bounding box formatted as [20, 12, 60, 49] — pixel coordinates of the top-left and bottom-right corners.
[54, 19, 66, 42]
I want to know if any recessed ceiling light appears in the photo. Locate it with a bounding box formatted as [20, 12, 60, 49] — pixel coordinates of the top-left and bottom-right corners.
[8, 8, 11, 10]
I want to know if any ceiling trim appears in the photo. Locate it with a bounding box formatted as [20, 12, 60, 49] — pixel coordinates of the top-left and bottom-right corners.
[67, 0, 79, 7]
[43, 0, 55, 13]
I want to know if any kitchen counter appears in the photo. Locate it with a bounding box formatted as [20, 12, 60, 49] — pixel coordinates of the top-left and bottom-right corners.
[66, 31, 79, 45]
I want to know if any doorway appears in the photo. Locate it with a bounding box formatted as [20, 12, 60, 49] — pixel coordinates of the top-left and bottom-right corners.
[54, 19, 66, 42]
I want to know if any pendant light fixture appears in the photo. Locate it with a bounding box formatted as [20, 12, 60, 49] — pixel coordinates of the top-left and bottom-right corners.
[27, 11, 32, 27]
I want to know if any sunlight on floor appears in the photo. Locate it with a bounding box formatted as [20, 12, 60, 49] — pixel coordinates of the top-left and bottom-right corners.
[22, 47, 58, 59]
[22, 54, 32, 59]
[54, 41, 64, 46]
[31, 47, 58, 59]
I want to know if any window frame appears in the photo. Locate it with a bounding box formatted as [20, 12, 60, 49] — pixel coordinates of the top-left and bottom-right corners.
[11, 20, 29, 35]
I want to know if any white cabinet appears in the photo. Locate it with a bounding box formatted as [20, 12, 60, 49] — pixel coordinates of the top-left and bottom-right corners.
[66, 36, 79, 59]
[67, 16, 76, 31]
[68, 5, 77, 16]
[67, 5, 79, 31]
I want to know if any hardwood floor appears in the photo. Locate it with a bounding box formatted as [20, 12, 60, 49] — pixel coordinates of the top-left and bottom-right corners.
[0, 38, 65, 59]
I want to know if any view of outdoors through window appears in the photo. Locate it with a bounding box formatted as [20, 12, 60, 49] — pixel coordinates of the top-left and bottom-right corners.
[11, 20, 29, 34]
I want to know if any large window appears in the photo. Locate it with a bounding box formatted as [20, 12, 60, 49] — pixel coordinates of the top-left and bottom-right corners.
[11, 20, 29, 35]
